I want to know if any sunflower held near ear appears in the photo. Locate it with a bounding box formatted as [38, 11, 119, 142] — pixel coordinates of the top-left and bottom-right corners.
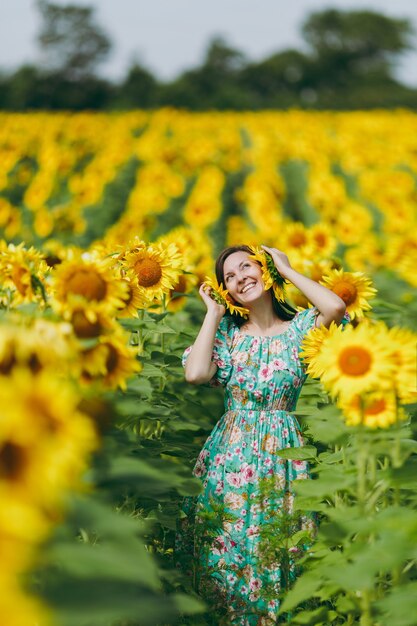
[203, 276, 249, 318]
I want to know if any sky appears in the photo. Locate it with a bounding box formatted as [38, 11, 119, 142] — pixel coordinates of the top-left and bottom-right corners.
[1, 0, 417, 85]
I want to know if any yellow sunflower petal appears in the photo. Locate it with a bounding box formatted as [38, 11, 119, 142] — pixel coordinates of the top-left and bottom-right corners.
[338, 389, 406, 429]
[306, 322, 397, 400]
[123, 242, 183, 303]
[248, 246, 286, 302]
[320, 268, 377, 320]
[204, 276, 249, 318]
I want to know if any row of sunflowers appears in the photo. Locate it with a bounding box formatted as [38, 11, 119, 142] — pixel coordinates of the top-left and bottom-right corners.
[0, 109, 416, 625]
[0, 110, 416, 286]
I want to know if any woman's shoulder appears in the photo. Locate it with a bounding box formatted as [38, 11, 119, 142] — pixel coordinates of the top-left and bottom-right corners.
[218, 315, 239, 336]
[291, 306, 319, 335]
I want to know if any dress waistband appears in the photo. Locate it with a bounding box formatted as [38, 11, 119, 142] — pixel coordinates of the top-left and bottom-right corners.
[226, 405, 294, 413]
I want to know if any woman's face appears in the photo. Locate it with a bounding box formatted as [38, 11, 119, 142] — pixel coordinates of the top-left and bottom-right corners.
[222, 251, 265, 306]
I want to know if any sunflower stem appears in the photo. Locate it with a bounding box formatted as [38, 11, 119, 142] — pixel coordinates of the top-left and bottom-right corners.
[357, 431, 368, 510]
[357, 399, 368, 511]
[359, 589, 373, 626]
[392, 395, 402, 469]
[159, 294, 167, 392]
[137, 309, 144, 355]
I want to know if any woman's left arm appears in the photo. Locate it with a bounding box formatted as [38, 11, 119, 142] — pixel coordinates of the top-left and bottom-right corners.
[262, 245, 346, 328]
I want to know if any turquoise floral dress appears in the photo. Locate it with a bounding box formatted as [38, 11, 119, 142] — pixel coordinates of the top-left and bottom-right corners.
[181, 307, 322, 625]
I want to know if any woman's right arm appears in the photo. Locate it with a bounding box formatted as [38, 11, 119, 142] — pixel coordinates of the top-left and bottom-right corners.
[184, 284, 225, 385]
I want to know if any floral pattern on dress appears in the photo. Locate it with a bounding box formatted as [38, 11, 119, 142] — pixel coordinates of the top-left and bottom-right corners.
[180, 308, 328, 625]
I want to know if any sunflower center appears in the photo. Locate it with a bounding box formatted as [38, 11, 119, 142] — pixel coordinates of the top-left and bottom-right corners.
[333, 281, 357, 306]
[44, 255, 62, 268]
[72, 311, 102, 338]
[365, 398, 387, 415]
[66, 268, 107, 301]
[172, 274, 187, 295]
[0, 346, 16, 375]
[289, 233, 307, 247]
[0, 441, 28, 481]
[27, 351, 42, 373]
[30, 396, 59, 433]
[338, 346, 372, 376]
[134, 258, 162, 287]
[105, 345, 119, 373]
[314, 233, 327, 247]
[11, 266, 29, 296]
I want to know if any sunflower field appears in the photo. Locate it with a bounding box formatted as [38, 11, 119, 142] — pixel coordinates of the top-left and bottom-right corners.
[0, 108, 416, 626]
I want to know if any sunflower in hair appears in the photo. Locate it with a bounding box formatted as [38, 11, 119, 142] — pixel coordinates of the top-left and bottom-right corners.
[203, 276, 249, 318]
[248, 246, 286, 302]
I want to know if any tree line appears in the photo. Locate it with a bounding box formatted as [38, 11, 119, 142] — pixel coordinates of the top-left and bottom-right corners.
[1, 1, 417, 111]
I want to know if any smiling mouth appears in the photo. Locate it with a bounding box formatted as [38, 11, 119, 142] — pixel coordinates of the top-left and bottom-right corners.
[240, 282, 256, 294]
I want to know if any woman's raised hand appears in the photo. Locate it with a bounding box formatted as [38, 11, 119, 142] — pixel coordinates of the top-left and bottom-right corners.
[261, 245, 293, 279]
[199, 283, 226, 318]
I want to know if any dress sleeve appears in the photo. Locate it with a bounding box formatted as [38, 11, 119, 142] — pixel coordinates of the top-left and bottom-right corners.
[292, 307, 319, 338]
[340, 311, 351, 328]
[181, 316, 233, 387]
[293, 307, 351, 337]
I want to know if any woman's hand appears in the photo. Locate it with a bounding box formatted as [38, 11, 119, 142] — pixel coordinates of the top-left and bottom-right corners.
[199, 283, 226, 319]
[261, 245, 293, 280]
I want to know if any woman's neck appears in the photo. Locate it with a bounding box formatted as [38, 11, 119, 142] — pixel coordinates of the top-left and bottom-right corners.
[242, 300, 283, 333]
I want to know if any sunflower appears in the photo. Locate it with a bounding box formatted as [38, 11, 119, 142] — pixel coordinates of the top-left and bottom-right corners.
[338, 390, 406, 429]
[387, 325, 417, 403]
[67, 307, 115, 339]
[116, 269, 151, 317]
[0, 494, 51, 570]
[299, 320, 340, 367]
[248, 246, 286, 302]
[112, 236, 147, 261]
[283, 222, 311, 252]
[51, 253, 129, 318]
[156, 227, 212, 277]
[80, 334, 141, 390]
[308, 223, 337, 258]
[0, 198, 21, 239]
[203, 276, 249, 318]
[0, 321, 74, 377]
[320, 268, 377, 320]
[0, 581, 52, 626]
[123, 242, 183, 303]
[166, 271, 199, 312]
[0, 242, 49, 306]
[227, 216, 260, 248]
[306, 323, 396, 400]
[40, 238, 68, 268]
[0, 369, 98, 507]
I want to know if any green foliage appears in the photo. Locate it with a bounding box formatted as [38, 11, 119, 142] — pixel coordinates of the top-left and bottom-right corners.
[27, 274, 417, 625]
[276, 388, 417, 626]
[34, 300, 221, 625]
[1, 8, 417, 110]
[37, 0, 112, 80]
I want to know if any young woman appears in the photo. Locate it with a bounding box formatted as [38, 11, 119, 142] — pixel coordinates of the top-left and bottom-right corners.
[182, 244, 346, 625]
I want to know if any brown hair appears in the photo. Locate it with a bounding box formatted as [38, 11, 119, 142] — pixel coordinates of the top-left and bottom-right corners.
[215, 245, 297, 326]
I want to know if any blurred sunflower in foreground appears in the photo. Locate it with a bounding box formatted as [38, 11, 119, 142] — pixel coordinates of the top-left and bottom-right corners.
[51, 252, 128, 319]
[79, 332, 141, 390]
[0, 242, 49, 307]
[303, 323, 396, 400]
[300, 319, 416, 428]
